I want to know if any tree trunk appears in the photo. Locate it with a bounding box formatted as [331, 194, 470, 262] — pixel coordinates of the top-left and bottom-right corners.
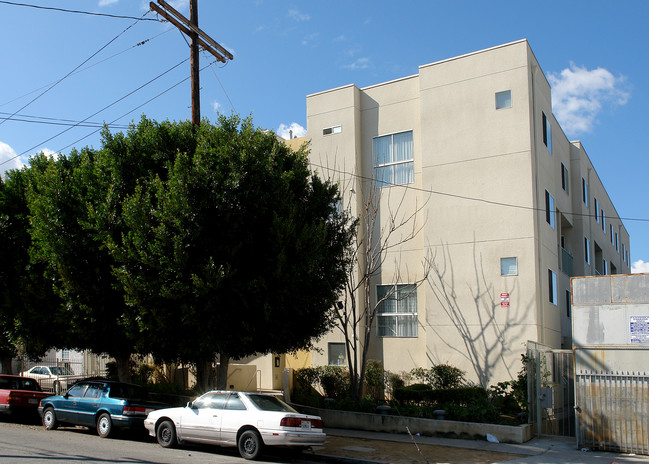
[216, 353, 230, 390]
[195, 357, 214, 393]
[114, 354, 131, 383]
[1, 356, 13, 375]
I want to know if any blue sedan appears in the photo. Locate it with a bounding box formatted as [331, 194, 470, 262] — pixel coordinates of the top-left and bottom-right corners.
[38, 379, 166, 438]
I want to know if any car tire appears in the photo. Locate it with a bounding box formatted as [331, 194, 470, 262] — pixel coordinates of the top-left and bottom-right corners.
[238, 429, 263, 460]
[97, 413, 112, 438]
[156, 420, 177, 448]
[42, 407, 58, 431]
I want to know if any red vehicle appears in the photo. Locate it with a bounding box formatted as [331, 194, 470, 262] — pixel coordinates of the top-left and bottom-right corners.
[0, 374, 51, 416]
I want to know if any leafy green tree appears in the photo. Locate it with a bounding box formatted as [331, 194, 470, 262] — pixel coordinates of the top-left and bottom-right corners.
[114, 115, 355, 391]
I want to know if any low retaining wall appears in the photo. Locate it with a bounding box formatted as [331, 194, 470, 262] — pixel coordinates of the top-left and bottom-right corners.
[297, 405, 533, 444]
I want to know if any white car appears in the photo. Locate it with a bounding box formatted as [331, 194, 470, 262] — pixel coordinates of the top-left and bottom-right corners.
[144, 391, 326, 460]
[20, 366, 78, 394]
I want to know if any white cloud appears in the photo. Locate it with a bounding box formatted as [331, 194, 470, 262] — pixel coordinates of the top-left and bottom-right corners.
[548, 63, 629, 137]
[98, 0, 118, 6]
[0, 141, 24, 180]
[288, 9, 310, 21]
[277, 122, 306, 140]
[632, 260, 649, 274]
[302, 32, 318, 46]
[344, 57, 370, 70]
[212, 101, 221, 113]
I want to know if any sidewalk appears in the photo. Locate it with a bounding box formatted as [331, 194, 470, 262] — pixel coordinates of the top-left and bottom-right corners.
[308, 428, 649, 464]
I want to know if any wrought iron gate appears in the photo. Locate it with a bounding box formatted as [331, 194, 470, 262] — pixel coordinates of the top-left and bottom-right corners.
[527, 341, 575, 437]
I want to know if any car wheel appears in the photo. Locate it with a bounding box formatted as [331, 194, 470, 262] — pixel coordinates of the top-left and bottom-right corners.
[97, 413, 112, 438]
[238, 429, 263, 460]
[53, 381, 61, 395]
[156, 420, 177, 448]
[42, 407, 58, 431]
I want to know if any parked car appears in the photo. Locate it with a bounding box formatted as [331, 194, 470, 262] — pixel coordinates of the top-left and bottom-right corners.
[0, 374, 51, 417]
[38, 379, 166, 438]
[144, 390, 326, 460]
[21, 365, 78, 394]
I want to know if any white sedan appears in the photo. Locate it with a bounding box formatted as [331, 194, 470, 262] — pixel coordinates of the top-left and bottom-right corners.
[20, 366, 78, 394]
[144, 391, 325, 460]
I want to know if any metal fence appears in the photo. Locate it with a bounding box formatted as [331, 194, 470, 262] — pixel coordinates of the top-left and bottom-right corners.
[527, 342, 575, 438]
[575, 370, 649, 454]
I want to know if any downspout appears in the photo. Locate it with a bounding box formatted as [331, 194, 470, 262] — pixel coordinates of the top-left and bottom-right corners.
[530, 63, 546, 345]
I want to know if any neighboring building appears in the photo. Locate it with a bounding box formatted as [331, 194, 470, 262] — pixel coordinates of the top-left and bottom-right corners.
[305, 39, 631, 387]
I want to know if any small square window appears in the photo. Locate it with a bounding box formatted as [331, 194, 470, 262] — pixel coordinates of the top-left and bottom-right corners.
[501, 257, 518, 276]
[495, 90, 512, 109]
[328, 343, 346, 366]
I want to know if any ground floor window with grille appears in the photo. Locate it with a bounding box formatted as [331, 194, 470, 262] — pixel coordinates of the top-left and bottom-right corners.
[377, 284, 418, 337]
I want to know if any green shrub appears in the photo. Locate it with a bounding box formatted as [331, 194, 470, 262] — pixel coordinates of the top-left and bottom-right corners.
[411, 364, 466, 389]
[319, 366, 349, 399]
[364, 360, 385, 401]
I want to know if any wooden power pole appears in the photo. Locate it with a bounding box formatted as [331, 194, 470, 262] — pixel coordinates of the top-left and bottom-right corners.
[149, 0, 233, 126]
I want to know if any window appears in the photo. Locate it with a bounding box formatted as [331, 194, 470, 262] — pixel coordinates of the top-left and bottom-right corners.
[542, 112, 552, 153]
[582, 178, 588, 206]
[373, 131, 414, 187]
[610, 225, 614, 244]
[84, 384, 103, 399]
[328, 343, 347, 366]
[224, 394, 247, 410]
[495, 90, 512, 109]
[594, 198, 599, 223]
[561, 163, 569, 194]
[548, 269, 558, 305]
[585, 237, 590, 264]
[377, 284, 418, 337]
[545, 190, 555, 229]
[603, 259, 608, 275]
[501, 257, 518, 276]
[566, 290, 571, 318]
[601, 210, 606, 231]
[615, 233, 619, 252]
[323, 125, 342, 136]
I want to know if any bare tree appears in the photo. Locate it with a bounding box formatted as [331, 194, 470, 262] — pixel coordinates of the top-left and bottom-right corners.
[334, 173, 432, 402]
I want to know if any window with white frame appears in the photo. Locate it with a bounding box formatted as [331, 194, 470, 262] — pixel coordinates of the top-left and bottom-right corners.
[501, 257, 518, 276]
[495, 90, 512, 109]
[548, 269, 558, 305]
[323, 125, 342, 136]
[545, 190, 555, 229]
[542, 112, 552, 153]
[373, 131, 414, 187]
[585, 237, 590, 264]
[327, 343, 347, 366]
[377, 284, 418, 337]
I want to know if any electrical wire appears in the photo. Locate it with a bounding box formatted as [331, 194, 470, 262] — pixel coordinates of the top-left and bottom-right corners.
[308, 162, 649, 224]
[0, 1, 161, 21]
[0, 114, 129, 130]
[0, 57, 190, 165]
[0, 29, 173, 109]
[0, 10, 150, 128]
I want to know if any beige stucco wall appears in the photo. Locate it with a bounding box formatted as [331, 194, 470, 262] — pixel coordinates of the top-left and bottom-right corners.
[305, 39, 630, 387]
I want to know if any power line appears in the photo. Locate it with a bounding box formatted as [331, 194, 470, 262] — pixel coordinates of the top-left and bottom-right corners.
[0, 10, 149, 128]
[0, 29, 173, 109]
[0, 1, 160, 21]
[0, 58, 190, 166]
[309, 162, 649, 224]
[0, 111, 129, 129]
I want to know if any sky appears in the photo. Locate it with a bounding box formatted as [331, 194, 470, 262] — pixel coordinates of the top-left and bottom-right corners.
[1, 0, 648, 272]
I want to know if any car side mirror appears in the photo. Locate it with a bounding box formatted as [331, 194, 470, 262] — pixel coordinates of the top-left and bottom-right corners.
[187, 401, 195, 409]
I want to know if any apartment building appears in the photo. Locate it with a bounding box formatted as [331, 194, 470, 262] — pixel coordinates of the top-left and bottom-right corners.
[305, 39, 631, 386]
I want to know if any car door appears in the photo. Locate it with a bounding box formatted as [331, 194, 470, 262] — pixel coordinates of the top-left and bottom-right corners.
[219, 393, 248, 444]
[74, 382, 104, 426]
[179, 392, 225, 442]
[56, 383, 87, 424]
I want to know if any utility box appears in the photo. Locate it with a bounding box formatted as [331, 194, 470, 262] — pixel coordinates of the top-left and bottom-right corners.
[572, 274, 649, 455]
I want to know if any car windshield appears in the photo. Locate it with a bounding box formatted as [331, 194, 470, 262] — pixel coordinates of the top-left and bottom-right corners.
[247, 394, 297, 413]
[50, 366, 74, 376]
[108, 383, 149, 400]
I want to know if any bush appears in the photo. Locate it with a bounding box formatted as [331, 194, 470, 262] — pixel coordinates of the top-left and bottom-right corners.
[411, 364, 466, 389]
[364, 360, 385, 401]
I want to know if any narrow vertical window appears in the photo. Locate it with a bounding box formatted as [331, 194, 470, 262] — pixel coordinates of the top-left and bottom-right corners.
[582, 178, 588, 206]
[594, 198, 599, 223]
[542, 112, 552, 153]
[495, 90, 512, 109]
[561, 163, 569, 194]
[566, 291, 571, 318]
[548, 269, 558, 305]
[585, 237, 590, 264]
[545, 190, 555, 229]
[610, 225, 614, 244]
[601, 210, 606, 231]
[615, 233, 619, 252]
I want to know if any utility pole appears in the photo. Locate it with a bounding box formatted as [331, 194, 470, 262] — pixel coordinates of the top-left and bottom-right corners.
[149, 0, 233, 126]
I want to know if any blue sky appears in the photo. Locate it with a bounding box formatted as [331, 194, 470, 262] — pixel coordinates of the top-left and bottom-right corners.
[1, 0, 648, 271]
